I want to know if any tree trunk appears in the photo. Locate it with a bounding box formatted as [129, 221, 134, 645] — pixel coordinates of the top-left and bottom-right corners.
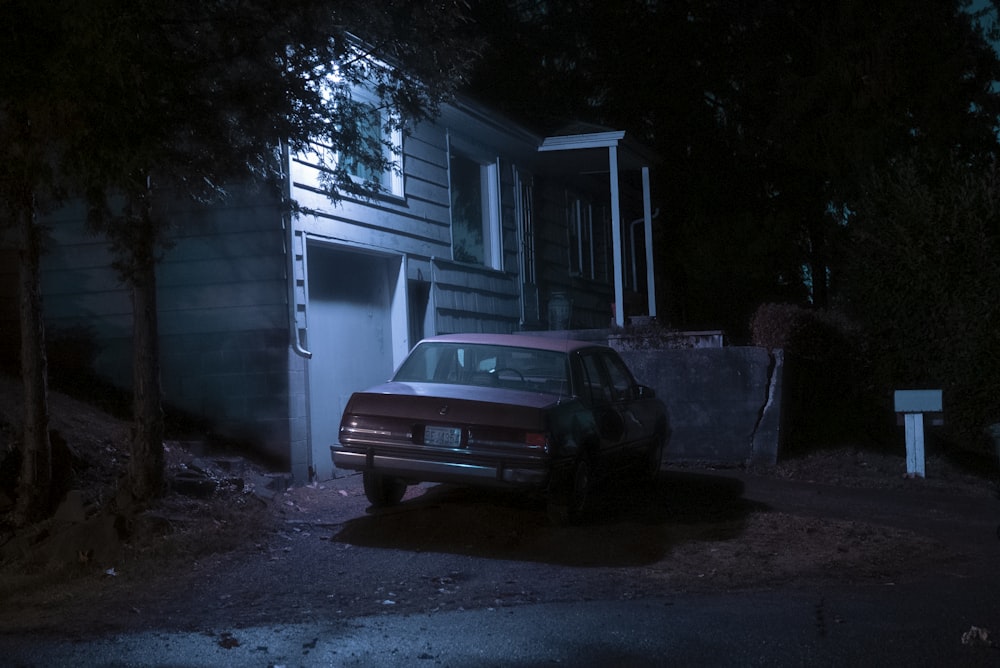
[127, 198, 165, 502]
[14, 193, 53, 525]
[806, 217, 830, 309]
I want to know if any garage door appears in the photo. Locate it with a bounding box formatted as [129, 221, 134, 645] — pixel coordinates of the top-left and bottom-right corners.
[306, 245, 398, 480]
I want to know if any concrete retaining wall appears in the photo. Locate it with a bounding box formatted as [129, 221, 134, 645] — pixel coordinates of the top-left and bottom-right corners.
[619, 347, 784, 467]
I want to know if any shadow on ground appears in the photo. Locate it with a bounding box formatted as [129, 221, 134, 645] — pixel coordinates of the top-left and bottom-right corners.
[332, 470, 766, 567]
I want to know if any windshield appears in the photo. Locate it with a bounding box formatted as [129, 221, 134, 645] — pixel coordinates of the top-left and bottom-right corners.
[394, 342, 571, 396]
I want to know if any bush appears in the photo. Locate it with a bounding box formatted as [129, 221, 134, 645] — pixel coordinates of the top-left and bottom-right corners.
[846, 152, 1000, 455]
[751, 303, 886, 452]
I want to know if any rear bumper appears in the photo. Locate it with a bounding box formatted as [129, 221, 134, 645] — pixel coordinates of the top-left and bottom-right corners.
[332, 447, 549, 487]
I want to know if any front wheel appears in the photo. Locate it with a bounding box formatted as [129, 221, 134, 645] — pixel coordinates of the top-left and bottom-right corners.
[363, 471, 407, 507]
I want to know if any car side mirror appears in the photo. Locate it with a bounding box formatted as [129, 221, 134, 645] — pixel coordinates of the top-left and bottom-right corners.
[637, 384, 656, 399]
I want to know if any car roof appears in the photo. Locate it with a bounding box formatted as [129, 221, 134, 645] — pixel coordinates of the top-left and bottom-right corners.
[415, 332, 607, 354]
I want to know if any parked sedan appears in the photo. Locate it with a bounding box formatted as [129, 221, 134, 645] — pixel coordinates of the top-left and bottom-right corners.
[332, 333, 669, 524]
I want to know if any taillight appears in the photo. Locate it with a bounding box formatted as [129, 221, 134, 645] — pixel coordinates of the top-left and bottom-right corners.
[524, 432, 549, 449]
[466, 428, 550, 454]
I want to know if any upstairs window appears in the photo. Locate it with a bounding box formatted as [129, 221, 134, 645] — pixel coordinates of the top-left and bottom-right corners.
[449, 149, 501, 269]
[341, 105, 404, 197]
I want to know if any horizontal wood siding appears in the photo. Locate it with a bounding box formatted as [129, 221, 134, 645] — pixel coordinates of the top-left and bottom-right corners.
[25, 186, 296, 468]
[39, 202, 133, 343]
[157, 188, 287, 336]
[36, 192, 289, 338]
[154, 189, 292, 465]
[431, 258, 519, 334]
[158, 328, 296, 466]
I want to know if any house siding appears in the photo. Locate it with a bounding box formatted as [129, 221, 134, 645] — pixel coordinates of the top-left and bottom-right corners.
[156, 187, 293, 466]
[431, 258, 520, 334]
[29, 185, 298, 467]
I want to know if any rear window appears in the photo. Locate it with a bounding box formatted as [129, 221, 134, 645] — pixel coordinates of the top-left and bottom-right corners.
[394, 342, 570, 395]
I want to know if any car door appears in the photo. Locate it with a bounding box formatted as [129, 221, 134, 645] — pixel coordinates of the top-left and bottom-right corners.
[598, 350, 658, 458]
[576, 350, 629, 465]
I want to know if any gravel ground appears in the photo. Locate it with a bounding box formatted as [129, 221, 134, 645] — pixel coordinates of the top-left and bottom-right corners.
[1, 373, 998, 635]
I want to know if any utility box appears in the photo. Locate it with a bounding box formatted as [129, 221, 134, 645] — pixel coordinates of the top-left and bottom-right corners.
[894, 389, 943, 478]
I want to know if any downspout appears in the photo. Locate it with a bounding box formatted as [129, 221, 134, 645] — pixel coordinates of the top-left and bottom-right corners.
[512, 164, 528, 327]
[630, 208, 660, 292]
[280, 139, 312, 359]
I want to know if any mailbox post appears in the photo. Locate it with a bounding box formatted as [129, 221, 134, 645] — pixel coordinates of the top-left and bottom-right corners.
[893, 389, 943, 478]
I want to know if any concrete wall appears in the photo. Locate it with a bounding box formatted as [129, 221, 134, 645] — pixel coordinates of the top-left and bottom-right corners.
[619, 347, 784, 467]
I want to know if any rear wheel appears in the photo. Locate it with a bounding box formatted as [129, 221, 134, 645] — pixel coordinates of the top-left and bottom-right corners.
[644, 434, 665, 481]
[363, 471, 407, 507]
[547, 456, 592, 526]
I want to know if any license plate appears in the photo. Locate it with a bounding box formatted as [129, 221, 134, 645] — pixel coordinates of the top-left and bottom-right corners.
[424, 425, 462, 447]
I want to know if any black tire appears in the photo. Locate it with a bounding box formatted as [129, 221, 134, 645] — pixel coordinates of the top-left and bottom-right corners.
[363, 471, 407, 507]
[644, 434, 665, 481]
[547, 456, 592, 526]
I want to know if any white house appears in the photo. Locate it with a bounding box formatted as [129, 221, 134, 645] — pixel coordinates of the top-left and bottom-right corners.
[2, 94, 660, 483]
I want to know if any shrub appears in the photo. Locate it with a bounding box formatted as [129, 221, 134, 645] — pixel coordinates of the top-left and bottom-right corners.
[847, 152, 1000, 455]
[751, 303, 885, 452]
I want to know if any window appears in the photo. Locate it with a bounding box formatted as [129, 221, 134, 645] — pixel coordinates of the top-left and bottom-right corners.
[449, 149, 501, 269]
[566, 193, 611, 281]
[579, 353, 611, 407]
[515, 169, 536, 284]
[566, 195, 607, 280]
[601, 351, 636, 401]
[567, 196, 593, 278]
[576, 350, 637, 407]
[394, 342, 569, 395]
[341, 105, 404, 197]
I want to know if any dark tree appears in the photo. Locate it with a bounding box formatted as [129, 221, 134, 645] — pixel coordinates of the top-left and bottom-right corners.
[468, 0, 1000, 338]
[0, 0, 80, 524]
[3, 0, 480, 506]
[847, 151, 1000, 448]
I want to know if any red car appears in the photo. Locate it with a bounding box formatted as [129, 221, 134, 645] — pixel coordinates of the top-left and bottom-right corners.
[332, 333, 669, 524]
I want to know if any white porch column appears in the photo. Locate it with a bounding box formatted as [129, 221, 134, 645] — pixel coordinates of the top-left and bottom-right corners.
[609, 145, 625, 327]
[642, 165, 657, 318]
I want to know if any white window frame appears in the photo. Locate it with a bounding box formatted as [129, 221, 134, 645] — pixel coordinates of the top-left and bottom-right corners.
[447, 132, 503, 271]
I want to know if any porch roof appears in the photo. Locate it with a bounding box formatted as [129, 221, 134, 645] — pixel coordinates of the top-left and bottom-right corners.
[537, 126, 660, 327]
[538, 127, 659, 173]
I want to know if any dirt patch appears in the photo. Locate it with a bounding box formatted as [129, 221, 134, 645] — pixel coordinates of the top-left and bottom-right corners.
[763, 443, 996, 497]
